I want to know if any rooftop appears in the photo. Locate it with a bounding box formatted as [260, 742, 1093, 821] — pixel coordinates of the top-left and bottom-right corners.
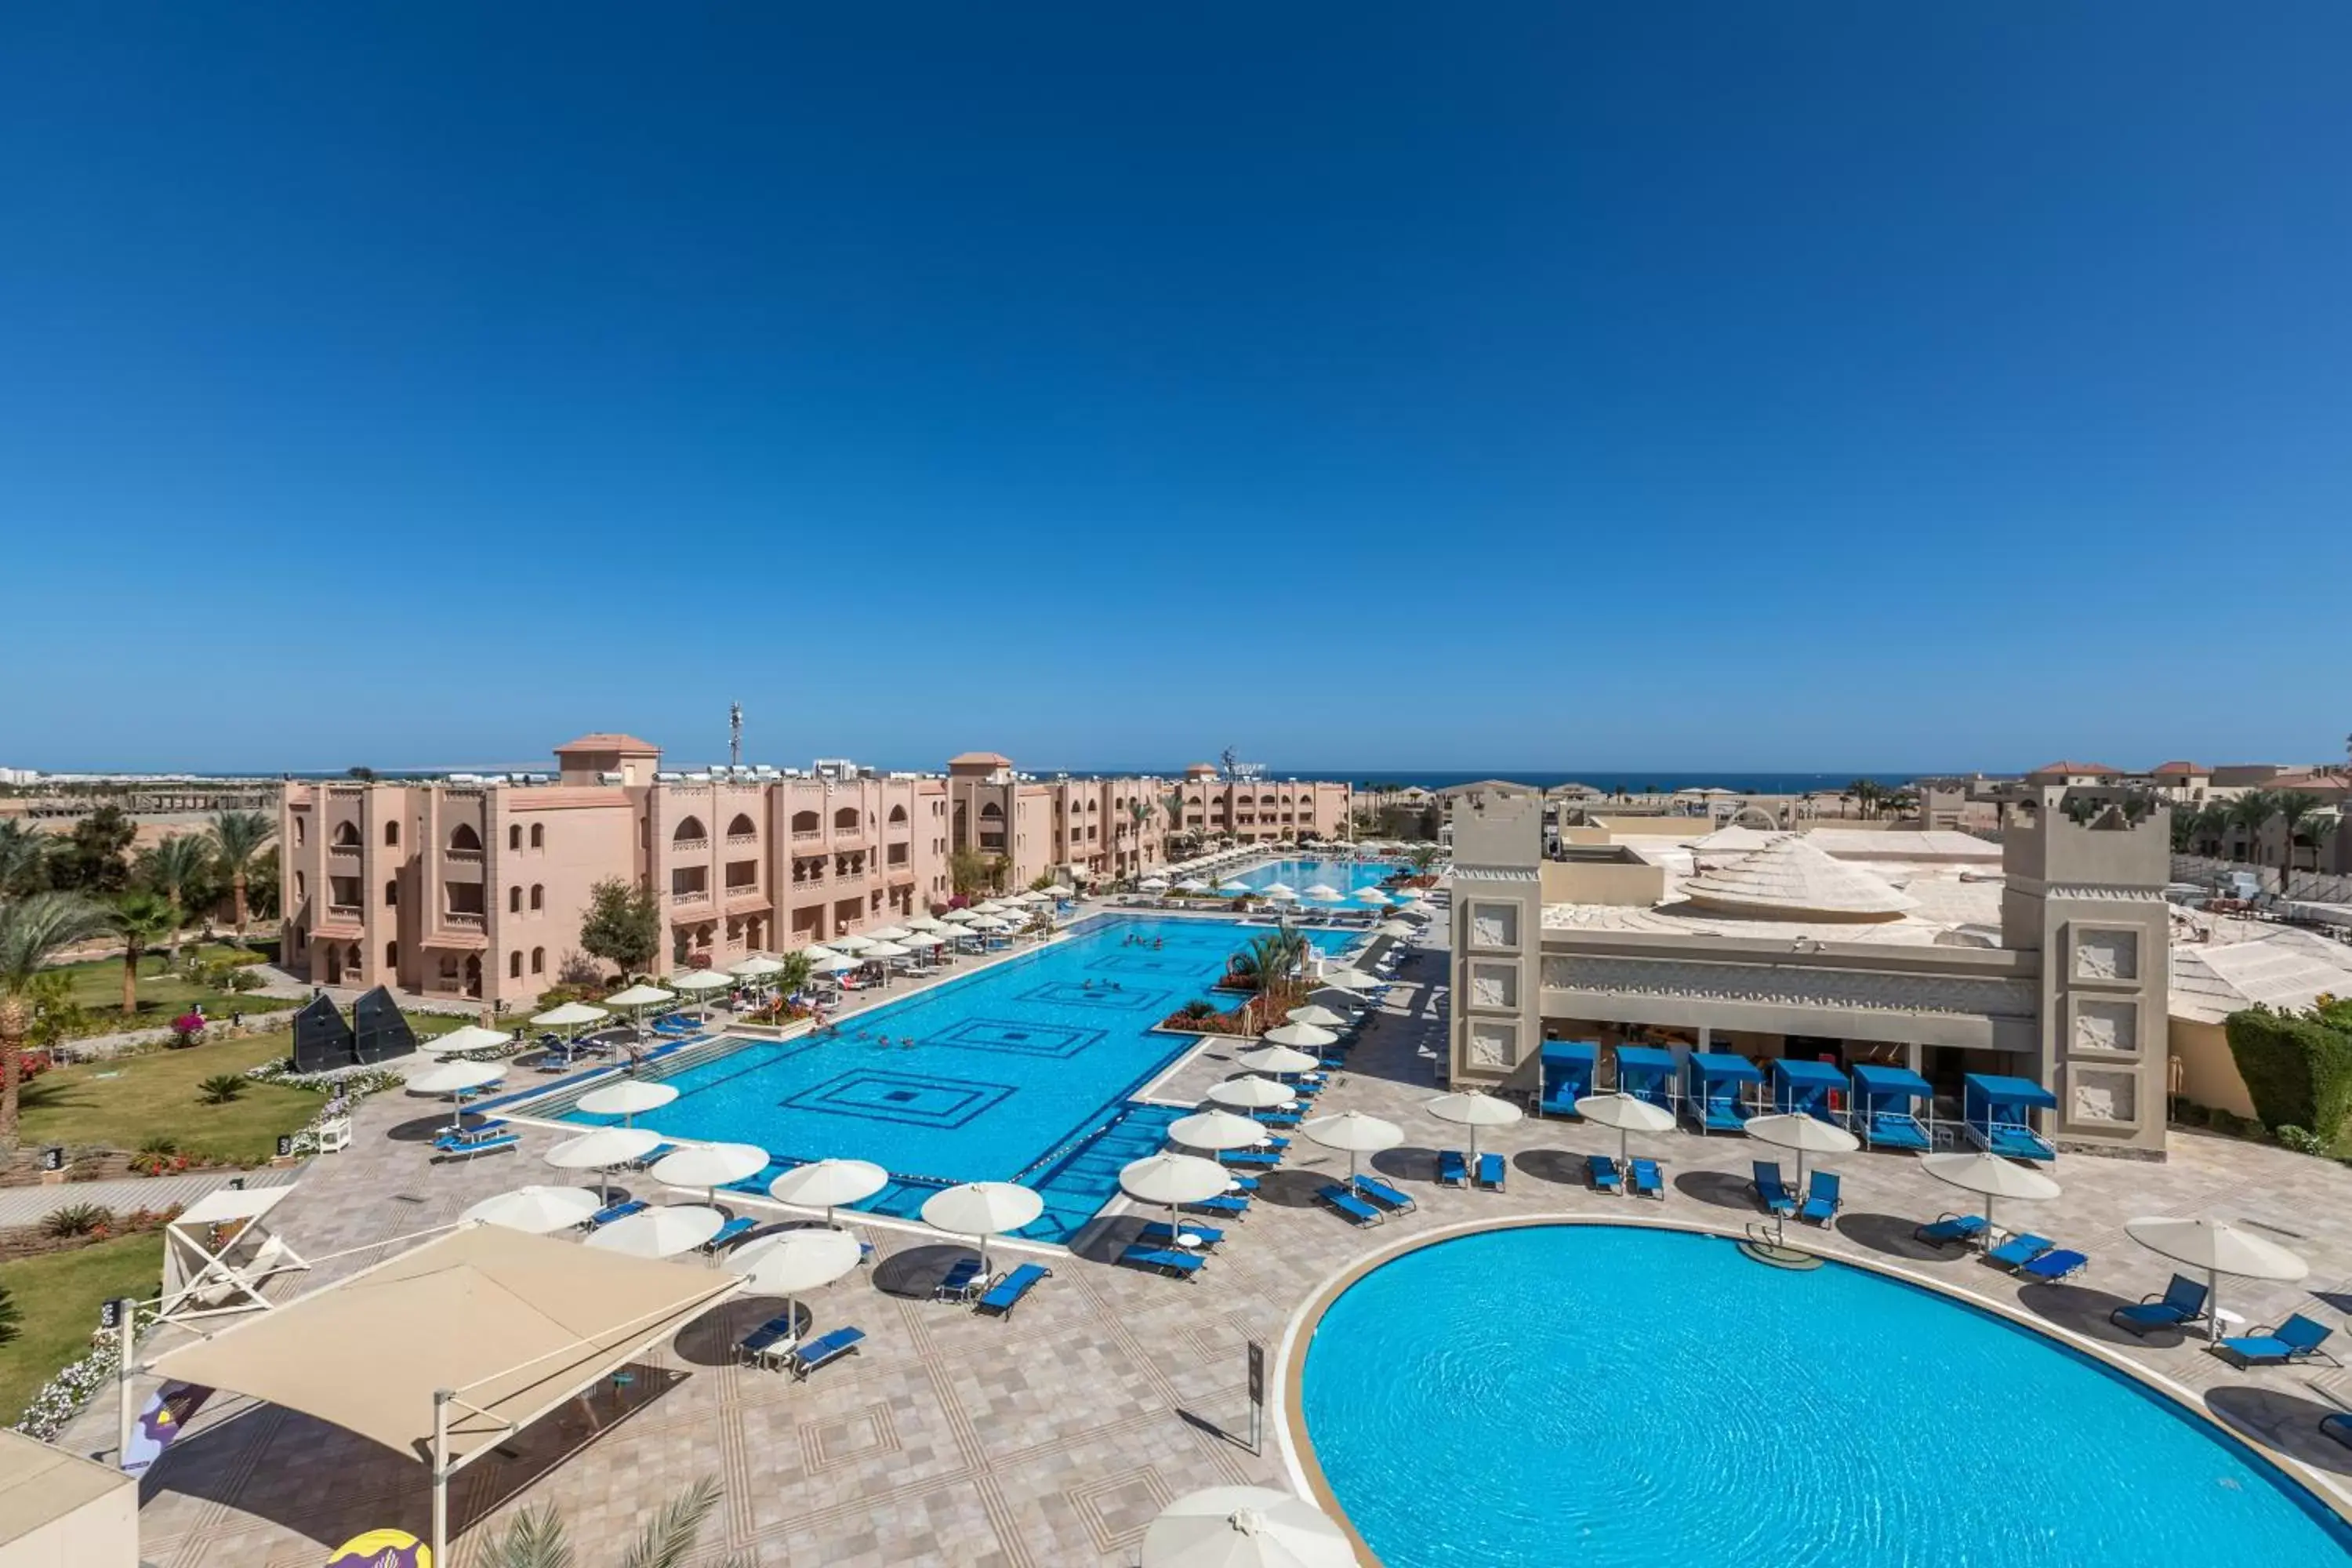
[554, 732, 659, 754]
[2169, 924, 2352, 1024]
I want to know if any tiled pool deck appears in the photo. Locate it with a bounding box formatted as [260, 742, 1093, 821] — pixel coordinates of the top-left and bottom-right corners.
[73, 919, 2352, 1566]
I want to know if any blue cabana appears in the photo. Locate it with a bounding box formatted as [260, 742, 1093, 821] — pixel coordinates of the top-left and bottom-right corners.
[1612, 1046, 1679, 1111]
[1849, 1063, 1935, 1151]
[1681, 1052, 1763, 1134]
[1963, 1073, 2057, 1161]
[1538, 1040, 1598, 1116]
[1769, 1058, 1849, 1122]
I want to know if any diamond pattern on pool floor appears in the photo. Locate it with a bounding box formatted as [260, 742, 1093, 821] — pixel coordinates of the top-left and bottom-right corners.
[931, 1017, 1105, 1059]
[782, 1069, 1018, 1129]
[1015, 980, 1171, 1012]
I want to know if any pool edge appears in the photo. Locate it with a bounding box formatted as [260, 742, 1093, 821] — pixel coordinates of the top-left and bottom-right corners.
[1272, 1213, 2352, 1567]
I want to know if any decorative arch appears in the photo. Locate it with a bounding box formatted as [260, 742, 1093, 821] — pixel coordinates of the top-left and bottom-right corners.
[383, 821, 400, 848]
[727, 813, 757, 838]
[980, 801, 1004, 819]
[791, 809, 820, 833]
[530, 884, 544, 911]
[887, 804, 908, 825]
[528, 822, 544, 848]
[833, 806, 859, 830]
[673, 816, 707, 844]
[332, 821, 361, 847]
[448, 823, 482, 852]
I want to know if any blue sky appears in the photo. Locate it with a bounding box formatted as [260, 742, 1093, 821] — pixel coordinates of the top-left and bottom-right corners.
[4, 4, 2347, 775]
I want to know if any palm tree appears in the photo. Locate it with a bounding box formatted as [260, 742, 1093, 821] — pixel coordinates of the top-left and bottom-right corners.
[2296, 812, 2341, 877]
[110, 892, 178, 1016]
[0, 822, 44, 898]
[2187, 801, 2231, 856]
[0, 892, 115, 1149]
[480, 1473, 743, 1568]
[2272, 791, 2328, 891]
[1406, 844, 1442, 877]
[775, 949, 814, 999]
[1846, 779, 1884, 820]
[205, 810, 276, 941]
[2224, 789, 2281, 870]
[137, 833, 215, 969]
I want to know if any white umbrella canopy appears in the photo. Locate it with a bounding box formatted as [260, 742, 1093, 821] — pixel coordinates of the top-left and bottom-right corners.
[967, 916, 1014, 932]
[1377, 919, 1417, 938]
[800, 945, 844, 962]
[576, 1080, 679, 1122]
[808, 950, 862, 974]
[2125, 1216, 2310, 1341]
[1317, 967, 1381, 993]
[862, 925, 913, 943]
[1286, 1005, 1350, 1029]
[938, 909, 980, 924]
[1576, 1091, 1679, 1167]
[1352, 887, 1392, 906]
[1139, 876, 1171, 891]
[1302, 883, 1345, 902]
[417, 1025, 514, 1056]
[1303, 1110, 1403, 1182]
[829, 932, 879, 953]
[900, 931, 946, 949]
[586, 1203, 727, 1259]
[1208, 1076, 1295, 1110]
[1236, 1043, 1319, 1076]
[726, 1225, 864, 1338]
[652, 1142, 771, 1199]
[1168, 1109, 1271, 1152]
[545, 1126, 663, 1203]
[1261, 1022, 1338, 1051]
[1425, 1090, 1525, 1160]
[462, 1185, 603, 1236]
[1918, 1151, 2062, 1246]
[532, 1001, 611, 1029]
[1044, 884, 1076, 898]
[730, 956, 788, 980]
[1744, 1112, 1861, 1191]
[603, 984, 677, 1009]
[1141, 1486, 1355, 1568]
[410, 1059, 507, 1096]
[1121, 1152, 1232, 1246]
[921, 1181, 1045, 1276]
[1260, 882, 1297, 898]
[768, 1158, 891, 1225]
[670, 971, 734, 993]
[904, 916, 951, 933]
[1176, 878, 1211, 893]
[863, 940, 913, 960]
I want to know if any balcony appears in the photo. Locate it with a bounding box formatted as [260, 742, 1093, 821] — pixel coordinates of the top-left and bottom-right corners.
[445, 847, 483, 863]
[727, 831, 760, 847]
[328, 840, 362, 860]
[318, 904, 365, 936]
[792, 829, 824, 844]
[671, 837, 710, 855]
[724, 887, 769, 912]
[670, 888, 713, 907]
[443, 909, 484, 929]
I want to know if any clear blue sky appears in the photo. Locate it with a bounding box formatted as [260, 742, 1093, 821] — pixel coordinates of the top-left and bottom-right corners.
[5, 4, 2347, 775]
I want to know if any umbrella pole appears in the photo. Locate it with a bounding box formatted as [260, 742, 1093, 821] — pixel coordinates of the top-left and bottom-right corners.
[431, 1388, 452, 1567]
[2209, 1268, 2222, 1343]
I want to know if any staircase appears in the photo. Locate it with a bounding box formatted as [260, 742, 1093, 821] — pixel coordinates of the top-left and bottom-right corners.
[1025, 1103, 1189, 1240]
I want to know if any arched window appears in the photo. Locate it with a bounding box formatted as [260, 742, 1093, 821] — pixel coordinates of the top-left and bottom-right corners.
[673, 816, 706, 844]
[791, 809, 819, 833]
[508, 887, 522, 913]
[383, 820, 399, 848]
[508, 825, 522, 851]
[384, 941, 397, 968]
[529, 822, 544, 848]
[531, 946, 546, 975]
[727, 813, 757, 837]
[295, 871, 307, 900]
[509, 951, 523, 978]
[530, 884, 544, 911]
[980, 801, 1004, 820]
[887, 804, 908, 824]
[292, 816, 307, 847]
[833, 806, 858, 830]
[383, 880, 398, 906]
[332, 821, 361, 846]
[448, 823, 482, 852]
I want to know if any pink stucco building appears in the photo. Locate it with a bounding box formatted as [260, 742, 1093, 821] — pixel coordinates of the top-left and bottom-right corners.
[280, 735, 1351, 1006]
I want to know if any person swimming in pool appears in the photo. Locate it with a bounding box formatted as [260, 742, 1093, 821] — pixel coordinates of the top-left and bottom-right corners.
[1083, 978, 1094, 990]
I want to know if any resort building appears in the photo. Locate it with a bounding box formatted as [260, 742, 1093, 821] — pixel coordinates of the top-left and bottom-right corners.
[1446, 780, 2177, 1157]
[1173, 763, 1353, 848]
[281, 735, 1349, 1007]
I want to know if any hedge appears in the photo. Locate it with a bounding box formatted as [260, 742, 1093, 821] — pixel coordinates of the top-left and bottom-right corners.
[2225, 1005, 2352, 1142]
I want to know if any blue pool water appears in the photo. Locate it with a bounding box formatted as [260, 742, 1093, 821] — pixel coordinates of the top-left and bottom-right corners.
[1301, 1226, 2351, 1567]
[1218, 858, 1409, 895]
[565, 915, 1359, 1240]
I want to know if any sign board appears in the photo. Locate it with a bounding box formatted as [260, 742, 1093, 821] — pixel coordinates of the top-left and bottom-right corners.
[41, 1145, 64, 1172]
[1247, 1341, 1265, 1406]
[122, 1381, 213, 1477]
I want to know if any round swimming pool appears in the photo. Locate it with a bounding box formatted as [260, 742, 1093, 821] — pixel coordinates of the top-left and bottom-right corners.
[1297, 1225, 2350, 1566]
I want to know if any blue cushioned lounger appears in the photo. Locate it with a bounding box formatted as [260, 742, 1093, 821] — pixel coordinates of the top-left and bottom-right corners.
[1354, 1175, 1417, 1213]
[1140, 1220, 1225, 1250]
[786, 1326, 865, 1379]
[1226, 1174, 1261, 1192]
[935, 1256, 985, 1302]
[1915, 1214, 1988, 1247]
[976, 1263, 1051, 1317]
[585, 1199, 647, 1229]
[736, 1312, 798, 1365]
[1985, 1234, 2056, 1272]
[1751, 1161, 1796, 1218]
[1437, 1150, 1468, 1186]
[434, 1130, 518, 1158]
[1319, 1185, 1384, 1226]
[1799, 1171, 1842, 1226]
[1588, 1154, 1622, 1193]
[1629, 1158, 1664, 1199]
[1476, 1152, 1505, 1191]
[1120, 1244, 1207, 1278]
[2020, 1247, 2088, 1283]
[1183, 1194, 1250, 1218]
[1218, 1150, 1279, 1168]
[2218, 1314, 2336, 1367]
[2111, 1275, 2208, 1335]
[702, 1215, 757, 1252]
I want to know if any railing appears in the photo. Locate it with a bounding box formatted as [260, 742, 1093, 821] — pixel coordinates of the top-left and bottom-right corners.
[792, 829, 823, 842]
[670, 887, 710, 906]
[727, 832, 759, 846]
[445, 848, 483, 862]
[444, 909, 485, 928]
[671, 837, 710, 853]
[328, 841, 361, 858]
[323, 903, 364, 924]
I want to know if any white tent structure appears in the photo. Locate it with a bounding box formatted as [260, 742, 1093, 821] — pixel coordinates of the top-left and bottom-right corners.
[1679, 835, 1918, 922]
[141, 1223, 741, 1566]
[155, 1186, 310, 1325]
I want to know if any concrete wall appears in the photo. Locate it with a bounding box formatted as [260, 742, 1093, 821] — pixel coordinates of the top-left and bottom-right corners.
[1537, 856, 1664, 908]
[2169, 1017, 2258, 1120]
[1447, 786, 1548, 1087]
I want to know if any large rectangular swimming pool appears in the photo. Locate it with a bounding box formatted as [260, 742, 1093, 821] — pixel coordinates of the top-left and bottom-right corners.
[1217, 857, 1410, 896]
[558, 914, 1363, 1241]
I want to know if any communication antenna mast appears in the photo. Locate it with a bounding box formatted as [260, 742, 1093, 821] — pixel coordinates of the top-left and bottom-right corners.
[729, 702, 743, 768]
[1219, 746, 1238, 780]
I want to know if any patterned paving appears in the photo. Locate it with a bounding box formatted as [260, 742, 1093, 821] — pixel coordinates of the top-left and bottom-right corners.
[56, 918, 2352, 1566]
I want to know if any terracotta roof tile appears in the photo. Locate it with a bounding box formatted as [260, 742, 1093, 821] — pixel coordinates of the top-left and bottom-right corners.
[555, 733, 660, 753]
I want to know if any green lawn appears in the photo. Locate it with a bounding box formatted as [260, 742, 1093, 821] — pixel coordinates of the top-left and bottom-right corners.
[45, 942, 281, 1030]
[0, 1232, 165, 1423]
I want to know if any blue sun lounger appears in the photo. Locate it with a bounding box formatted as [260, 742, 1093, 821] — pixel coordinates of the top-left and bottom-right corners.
[785, 1326, 865, 1380]
[976, 1263, 1052, 1317]
[935, 1256, 986, 1302]
[1751, 1161, 1796, 1218]
[1140, 1220, 1225, 1250]
[1798, 1171, 1842, 1226]
[1218, 1149, 1279, 1169]
[2111, 1275, 2209, 1335]
[2217, 1314, 2336, 1367]
[1319, 1185, 1384, 1226]
[2020, 1247, 2088, 1283]
[1226, 1174, 1260, 1192]
[1588, 1154, 1623, 1193]
[1354, 1175, 1417, 1213]
[1476, 1152, 1506, 1191]
[1183, 1193, 1251, 1218]
[1629, 1158, 1664, 1198]
[1437, 1150, 1468, 1186]
[1915, 1213, 1988, 1247]
[1985, 1233, 2056, 1272]
[584, 1198, 648, 1229]
[702, 1215, 758, 1253]
[736, 1312, 799, 1366]
[1120, 1244, 1207, 1279]
[434, 1127, 519, 1158]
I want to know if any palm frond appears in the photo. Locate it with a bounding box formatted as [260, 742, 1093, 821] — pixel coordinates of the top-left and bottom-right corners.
[619, 1475, 724, 1568]
[476, 1500, 575, 1568]
[0, 892, 116, 990]
[205, 809, 277, 869]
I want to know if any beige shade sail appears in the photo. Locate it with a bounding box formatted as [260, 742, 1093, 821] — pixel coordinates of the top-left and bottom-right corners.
[143, 1223, 741, 1466]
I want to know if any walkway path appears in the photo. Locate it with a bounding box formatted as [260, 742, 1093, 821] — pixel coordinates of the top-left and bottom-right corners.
[0, 1165, 299, 1228]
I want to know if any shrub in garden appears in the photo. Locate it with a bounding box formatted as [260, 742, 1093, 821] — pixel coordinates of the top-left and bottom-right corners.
[2276, 1124, 2327, 1156]
[169, 1011, 208, 1047]
[197, 1073, 247, 1105]
[42, 1203, 114, 1238]
[0, 1280, 18, 1347]
[2225, 1004, 2352, 1143]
